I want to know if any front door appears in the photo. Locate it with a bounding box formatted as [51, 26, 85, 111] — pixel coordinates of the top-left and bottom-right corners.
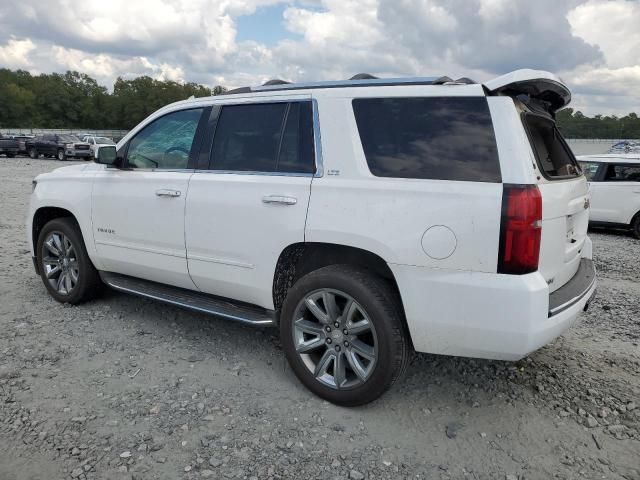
[185, 99, 316, 309]
[92, 107, 206, 289]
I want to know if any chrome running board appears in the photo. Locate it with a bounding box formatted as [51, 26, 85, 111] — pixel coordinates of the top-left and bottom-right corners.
[99, 272, 275, 326]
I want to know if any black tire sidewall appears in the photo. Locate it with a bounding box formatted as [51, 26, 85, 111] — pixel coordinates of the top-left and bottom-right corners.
[29, 148, 37, 159]
[280, 265, 406, 406]
[37, 218, 95, 304]
[57, 149, 65, 161]
[633, 214, 640, 239]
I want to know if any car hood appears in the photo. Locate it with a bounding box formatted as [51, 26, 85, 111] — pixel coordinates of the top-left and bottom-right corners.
[35, 163, 91, 181]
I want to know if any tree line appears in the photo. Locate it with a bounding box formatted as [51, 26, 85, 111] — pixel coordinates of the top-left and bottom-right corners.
[556, 108, 640, 139]
[1, 67, 639, 138]
[0, 68, 226, 130]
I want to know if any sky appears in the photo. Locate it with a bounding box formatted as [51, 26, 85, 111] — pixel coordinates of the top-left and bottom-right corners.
[0, 0, 639, 116]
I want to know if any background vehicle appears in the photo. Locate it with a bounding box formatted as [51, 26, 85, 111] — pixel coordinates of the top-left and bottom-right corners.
[26, 134, 92, 160]
[28, 69, 595, 405]
[82, 135, 115, 155]
[578, 154, 640, 238]
[0, 135, 19, 157]
[8, 134, 35, 154]
[609, 140, 640, 154]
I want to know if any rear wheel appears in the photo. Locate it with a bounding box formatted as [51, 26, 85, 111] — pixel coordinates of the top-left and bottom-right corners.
[28, 148, 37, 159]
[36, 218, 101, 304]
[280, 265, 410, 406]
[57, 148, 66, 161]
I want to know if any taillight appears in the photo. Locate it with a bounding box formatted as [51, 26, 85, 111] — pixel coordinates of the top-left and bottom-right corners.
[498, 184, 542, 275]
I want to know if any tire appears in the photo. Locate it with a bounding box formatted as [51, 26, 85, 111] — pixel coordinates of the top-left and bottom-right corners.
[36, 217, 102, 304]
[632, 213, 640, 239]
[28, 148, 37, 159]
[57, 148, 66, 161]
[280, 264, 410, 406]
[7, 153, 15, 158]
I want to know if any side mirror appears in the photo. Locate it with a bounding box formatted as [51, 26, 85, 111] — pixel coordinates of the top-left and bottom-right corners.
[95, 145, 118, 166]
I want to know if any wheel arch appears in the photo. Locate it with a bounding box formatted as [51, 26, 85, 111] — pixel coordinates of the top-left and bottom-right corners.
[272, 242, 410, 343]
[32, 206, 77, 253]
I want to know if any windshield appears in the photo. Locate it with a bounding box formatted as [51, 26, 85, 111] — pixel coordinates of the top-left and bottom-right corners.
[59, 135, 80, 143]
[95, 137, 115, 144]
[578, 161, 600, 180]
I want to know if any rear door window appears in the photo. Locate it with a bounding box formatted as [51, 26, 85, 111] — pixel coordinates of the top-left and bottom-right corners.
[210, 101, 315, 174]
[352, 97, 501, 182]
[603, 164, 640, 182]
[522, 114, 580, 179]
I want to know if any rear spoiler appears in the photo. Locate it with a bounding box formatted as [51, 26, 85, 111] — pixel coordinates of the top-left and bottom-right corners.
[484, 69, 571, 115]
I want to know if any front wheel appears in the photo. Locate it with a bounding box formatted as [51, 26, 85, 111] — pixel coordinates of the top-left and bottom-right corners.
[280, 265, 410, 406]
[36, 218, 102, 304]
[28, 148, 38, 159]
[632, 214, 640, 239]
[57, 149, 66, 161]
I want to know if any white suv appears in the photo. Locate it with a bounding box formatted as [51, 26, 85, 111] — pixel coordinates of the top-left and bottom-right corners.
[577, 154, 640, 238]
[28, 69, 596, 405]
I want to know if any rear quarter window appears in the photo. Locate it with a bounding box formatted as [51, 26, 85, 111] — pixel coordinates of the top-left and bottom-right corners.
[352, 97, 501, 182]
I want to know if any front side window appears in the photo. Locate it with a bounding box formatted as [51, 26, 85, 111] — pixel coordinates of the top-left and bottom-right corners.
[578, 161, 601, 180]
[352, 97, 501, 182]
[126, 108, 204, 169]
[603, 164, 640, 182]
[210, 101, 315, 174]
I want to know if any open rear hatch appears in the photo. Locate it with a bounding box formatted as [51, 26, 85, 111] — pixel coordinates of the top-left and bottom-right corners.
[484, 69, 571, 115]
[486, 70, 589, 293]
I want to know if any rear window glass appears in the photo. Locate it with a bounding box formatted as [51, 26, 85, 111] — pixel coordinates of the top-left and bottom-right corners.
[211, 102, 315, 174]
[522, 114, 580, 179]
[352, 97, 501, 182]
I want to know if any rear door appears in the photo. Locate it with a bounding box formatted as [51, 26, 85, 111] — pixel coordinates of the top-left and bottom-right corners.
[486, 71, 590, 292]
[185, 97, 316, 309]
[521, 112, 589, 292]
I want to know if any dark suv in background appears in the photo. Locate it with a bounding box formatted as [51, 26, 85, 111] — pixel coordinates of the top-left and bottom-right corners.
[26, 134, 92, 161]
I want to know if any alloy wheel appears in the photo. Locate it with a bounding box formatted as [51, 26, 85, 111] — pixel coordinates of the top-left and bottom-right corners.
[42, 231, 79, 295]
[292, 288, 378, 389]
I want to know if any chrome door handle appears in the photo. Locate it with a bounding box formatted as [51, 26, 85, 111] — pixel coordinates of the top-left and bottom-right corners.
[155, 189, 181, 197]
[262, 195, 297, 205]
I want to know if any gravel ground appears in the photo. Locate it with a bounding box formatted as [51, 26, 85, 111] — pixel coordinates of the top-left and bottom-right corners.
[1, 157, 639, 480]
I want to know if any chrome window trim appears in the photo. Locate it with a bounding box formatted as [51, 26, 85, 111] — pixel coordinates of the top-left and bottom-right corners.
[312, 98, 324, 178]
[193, 170, 314, 178]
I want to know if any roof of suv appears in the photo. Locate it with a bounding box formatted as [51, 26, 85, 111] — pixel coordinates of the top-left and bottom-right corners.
[577, 154, 640, 163]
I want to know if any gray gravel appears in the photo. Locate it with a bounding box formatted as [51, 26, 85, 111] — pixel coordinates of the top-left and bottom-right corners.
[1, 157, 639, 480]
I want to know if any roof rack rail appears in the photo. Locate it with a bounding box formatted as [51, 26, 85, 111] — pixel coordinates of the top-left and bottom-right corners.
[221, 75, 476, 95]
[263, 79, 291, 86]
[349, 73, 379, 80]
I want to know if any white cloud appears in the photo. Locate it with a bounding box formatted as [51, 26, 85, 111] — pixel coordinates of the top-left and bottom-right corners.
[0, 0, 638, 115]
[0, 37, 36, 68]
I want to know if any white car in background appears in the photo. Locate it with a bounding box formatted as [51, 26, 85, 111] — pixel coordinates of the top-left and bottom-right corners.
[578, 154, 640, 238]
[82, 136, 116, 156]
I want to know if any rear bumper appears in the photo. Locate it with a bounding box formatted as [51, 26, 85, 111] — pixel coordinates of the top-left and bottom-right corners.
[391, 249, 596, 361]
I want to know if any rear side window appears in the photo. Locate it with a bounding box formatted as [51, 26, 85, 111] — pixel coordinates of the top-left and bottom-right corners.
[211, 101, 315, 174]
[352, 97, 501, 182]
[522, 114, 580, 179]
[603, 164, 640, 182]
